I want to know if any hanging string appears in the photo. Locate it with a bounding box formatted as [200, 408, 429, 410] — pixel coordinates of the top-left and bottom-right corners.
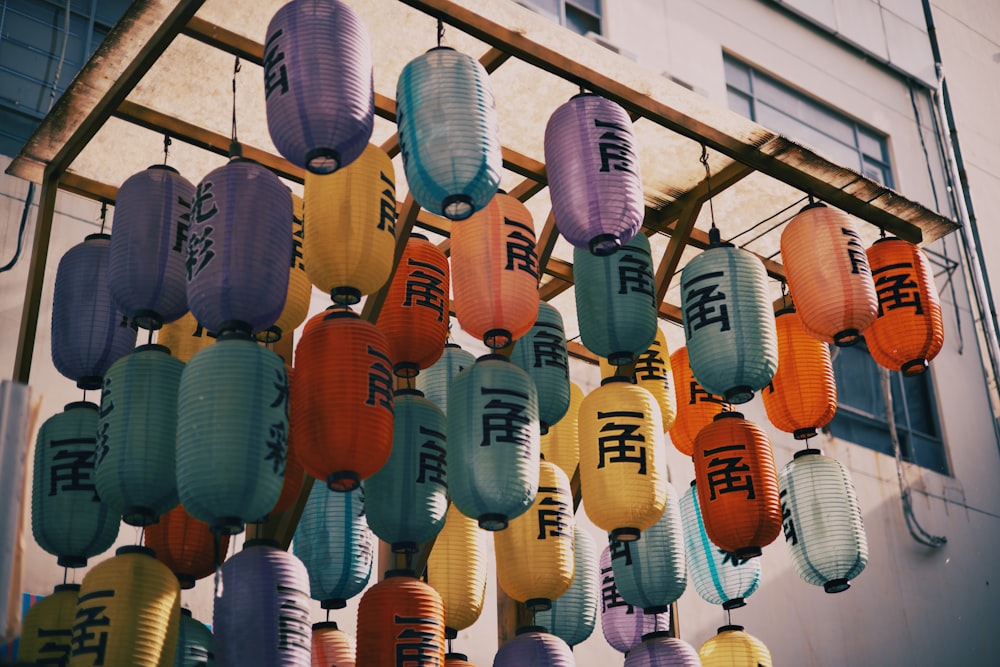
[213, 531, 225, 599]
[780, 281, 789, 310]
[98, 202, 108, 235]
[162, 134, 172, 165]
[437, 18, 444, 47]
[726, 606, 732, 626]
[326, 608, 331, 622]
[700, 144, 717, 232]
[63, 566, 68, 586]
[230, 56, 242, 157]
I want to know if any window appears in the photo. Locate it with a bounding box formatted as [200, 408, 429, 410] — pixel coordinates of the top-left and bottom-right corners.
[517, 0, 602, 36]
[723, 54, 893, 188]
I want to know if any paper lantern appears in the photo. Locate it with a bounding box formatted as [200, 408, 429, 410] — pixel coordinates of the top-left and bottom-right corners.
[452, 191, 540, 348]
[669, 346, 730, 457]
[780, 202, 877, 346]
[534, 525, 599, 647]
[365, 388, 448, 552]
[185, 158, 292, 336]
[865, 237, 945, 375]
[763, 308, 837, 439]
[447, 355, 540, 530]
[611, 480, 686, 613]
[356, 570, 446, 667]
[540, 381, 583, 481]
[95, 344, 182, 526]
[426, 504, 488, 636]
[176, 332, 288, 534]
[599, 545, 670, 654]
[603, 325, 676, 432]
[681, 229, 778, 403]
[269, 366, 306, 516]
[109, 164, 194, 329]
[264, 0, 373, 173]
[574, 232, 658, 365]
[416, 343, 475, 416]
[214, 539, 312, 667]
[144, 505, 229, 589]
[18, 583, 79, 664]
[493, 627, 575, 666]
[495, 459, 574, 610]
[312, 621, 355, 667]
[699, 625, 772, 667]
[624, 632, 701, 667]
[779, 449, 869, 592]
[156, 311, 215, 362]
[396, 47, 501, 220]
[376, 235, 449, 376]
[51, 233, 137, 390]
[263, 194, 310, 342]
[293, 484, 374, 609]
[70, 545, 181, 667]
[579, 377, 666, 541]
[32, 402, 119, 568]
[693, 412, 781, 559]
[680, 482, 760, 609]
[544, 92, 644, 255]
[510, 302, 571, 431]
[175, 608, 214, 667]
[445, 653, 476, 666]
[292, 310, 394, 491]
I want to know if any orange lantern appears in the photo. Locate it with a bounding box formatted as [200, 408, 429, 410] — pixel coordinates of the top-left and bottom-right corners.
[376, 235, 449, 377]
[669, 346, 730, 456]
[865, 237, 944, 375]
[157, 311, 215, 362]
[762, 308, 837, 440]
[312, 621, 356, 667]
[451, 191, 540, 349]
[293, 310, 394, 491]
[780, 202, 877, 346]
[356, 570, 446, 667]
[143, 505, 229, 589]
[693, 412, 781, 559]
[540, 381, 584, 481]
[445, 653, 477, 666]
[270, 365, 306, 515]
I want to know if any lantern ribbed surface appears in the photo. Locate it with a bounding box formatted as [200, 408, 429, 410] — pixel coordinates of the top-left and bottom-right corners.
[303, 143, 396, 304]
[493, 627, 575, 666]
[157, 311, 215, 362]
[763, 308, 837, 439]
[611, 480, 686, 612]
[264, 0, 374, 174]
[185, 158, 292, 335]
[693, 412, 781, 559]
[267, 195, 310, 341]
[669, 346, 730, 457]
[18, 583, 79, 663]
[176, 334, 288, 534]
[681, 236, 778, 403]
[214, 540, 312, 666]
[779, 449, 869, 593]
[356, 570, 446, 667]
[680, 482, 760, 608]
[95, 344, 182, 526]
[416, 343, 476, 417]
[544, 93, 644, 255]
[396, 46, 502, 220]
[270, 366, 305, 516]
[292, 310, 394, 491]
[312, 621, 355, 667]
[70, 545, 181, 667]
[175, 608, 214, 667]
[376, 235, 449, 376]
[574, 231, 658, 365]
[452, 191, 540, 348]
[624, 632, 701, 667]
[32, 402, 119, 568]
[511, 302, 571, 430]
[540, 381, 583, 481]
[144, 504, 229, 589]
[365, 389, 448, 552]
[699, 625, 772, 667]
[866, 237, 945, 376]
[427, 503, 488, 635]
[51, 233, 137, 390]
[579, 377, 666, 541]
[445, 653, 476, 666]
[495, 460, 575, 610]
[534, 525, 599, 647]
[109, 164, 194, 329]
[293, 484, 373, 609]
[599, 545, 670, 654]
[780, 202, 877, 346]
[447, 355, 540, 530]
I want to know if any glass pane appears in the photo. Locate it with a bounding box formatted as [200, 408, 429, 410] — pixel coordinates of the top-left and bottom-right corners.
[567, 0, 601, 16]
[727, 89, 753, 120]
[829, 409, 895, 457]
[565, 6, 600, 35]
[858, 127, 887, 161]
[832, 344, 887, 417]
[757, 104, 861, 168]
[723, 55, 751, 93]
[516, 0, 561, 21]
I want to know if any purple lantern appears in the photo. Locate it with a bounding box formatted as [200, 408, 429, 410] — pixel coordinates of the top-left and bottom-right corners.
[493, 627, 575, 666]
[51, 234, 137, 390]
[264, 0, 374, 174]
[109, 164, 195, 329]
[544, 93, 644, 256]
[185, 158, 292, 336]
[624, 632, 701, 667]
[599, 545, 670, 654]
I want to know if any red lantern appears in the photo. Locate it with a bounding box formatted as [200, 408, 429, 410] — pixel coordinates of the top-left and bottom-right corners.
[144, 505, 229, 589]
[669, 346, 730, 457]
[356, 570, 446, 667]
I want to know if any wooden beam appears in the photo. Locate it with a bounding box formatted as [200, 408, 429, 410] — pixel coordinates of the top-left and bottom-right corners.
[654, 199, 701, 309]
[535, 211, 559, 279]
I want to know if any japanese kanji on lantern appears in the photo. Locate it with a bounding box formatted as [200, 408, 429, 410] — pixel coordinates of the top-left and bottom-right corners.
[355, 570, 446, 667]
[599, 544, 671, 654]
[263, 194, 310, 342]
[270, 366, 305, 517]
[699, 625, 773, 667]
[669, 346, 731, 457]
[426, 504, 488, 639]
[510, 302, 571, 432]
[18, 583, 79, 664]
[175, 608, 214, 667]
[535, 525, 600, 648]
[143, 505, 230, 590]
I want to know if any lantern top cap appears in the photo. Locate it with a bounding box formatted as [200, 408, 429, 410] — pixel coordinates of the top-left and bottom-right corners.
[713, 410, 744, 421]
[84, 233, 111, 242]
[707, 225, 734, 248]
[116, 545, 156, 558]
[445, 653, 469, 660]
[384, 568, 418, 579]
[444, 342, 464, 349]
[515, 625, 548, 635]
[65, 400, 98, 412]
[394, 387, 425, 397]
[569, 91, 599, 100]
[145, 163, 179, 174]
[324, 309, 360, 322]
[799, 200, 828, 212]
[181, 608, 193, 617]
[476, 353, 509, 363]
[793, 448, 823, 458]
[601, 374, 632, 386]
[313, 621, 340, 630]
[411, 233, 428, 241]
[53, 583, 81, 593]
[718, 624, 745, 633]
[641, 630, 674, 641]
[775, 305, 797, 317]
[871, 235, 903, 245]
[244, 538, 280, 550]
[134, 343, 172, 355]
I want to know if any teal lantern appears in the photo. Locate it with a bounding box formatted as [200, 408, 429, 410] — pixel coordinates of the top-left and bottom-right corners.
[447, 355, 540, 530]
[176, 332, 288, 534]
[365, 388, 448, 553]
[31, 402, 120, 567]
[174, 608, 213, 667]
[534, 525, 599, 647]
[510, 302, 571, 433]
[415, 343, 475, 416]
[574, 231, 658, 366]
[96, 344, 183, 526]
[681, 228, 777, 404]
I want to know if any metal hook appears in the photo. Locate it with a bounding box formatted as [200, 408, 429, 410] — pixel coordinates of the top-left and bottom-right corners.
[437, 18, 444, 47]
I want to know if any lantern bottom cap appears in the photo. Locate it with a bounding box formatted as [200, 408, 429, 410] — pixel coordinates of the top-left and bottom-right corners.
[526, 597, 552, 611]
[56, 555, 86, 568]
[255, 325, 282, 344]
[394, 362, 420, 378]
[442, 194, 474, 221]
[723, 385, 755, 404]
[824, 578, 851, 593]
[330, 287, 362, 305]
[175, 574, 196, 589]
[327, 471, 361, 492]
[722, 597, 746, 610]
[76, 375, 102, 391]
[902, 358, 930, 376]
[610, 527, 640, 542]
[642, 605, 669, 614]
[131, 308, 163, 331]
[588, 233, 622, 256]
[122, 506, 157, 527]
[833, 329, 862, 347]
[732, 546, 762, 559]
[794, 427, 819, 440]
[478, 513, 508, 531]
[306, 147, 341, 174]
[484, 328, 513, 350]
[607, 351, 636, 366]
[211, 516, 245, 535]
[321, 598, 347, 610]
[445, 627, 458, 640]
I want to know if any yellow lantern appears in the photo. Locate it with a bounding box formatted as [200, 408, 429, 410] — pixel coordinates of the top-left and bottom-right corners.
[19, 583, 79, 663]
[262, 193, 310, 342]
[426, 504, 488, 637]
[540, 381, 584, 482]
[600, 325, 676, 432]
[699, 624, 772, 667]
[157, 311, 215, 363]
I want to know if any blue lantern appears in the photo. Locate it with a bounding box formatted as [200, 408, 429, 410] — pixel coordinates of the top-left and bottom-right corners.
[599, 544, 670, 654]
[534, 525, 599, 647]
[175, 608, 213, 667]
[415, 343, 475, 416]
[493, 627, 575, 667]
[365, 388, 448, 553]
[510, 302, 571, 432]
[396, 47, 501, 220]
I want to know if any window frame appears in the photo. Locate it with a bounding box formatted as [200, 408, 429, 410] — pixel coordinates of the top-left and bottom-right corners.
[516, 0, 603, 36]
